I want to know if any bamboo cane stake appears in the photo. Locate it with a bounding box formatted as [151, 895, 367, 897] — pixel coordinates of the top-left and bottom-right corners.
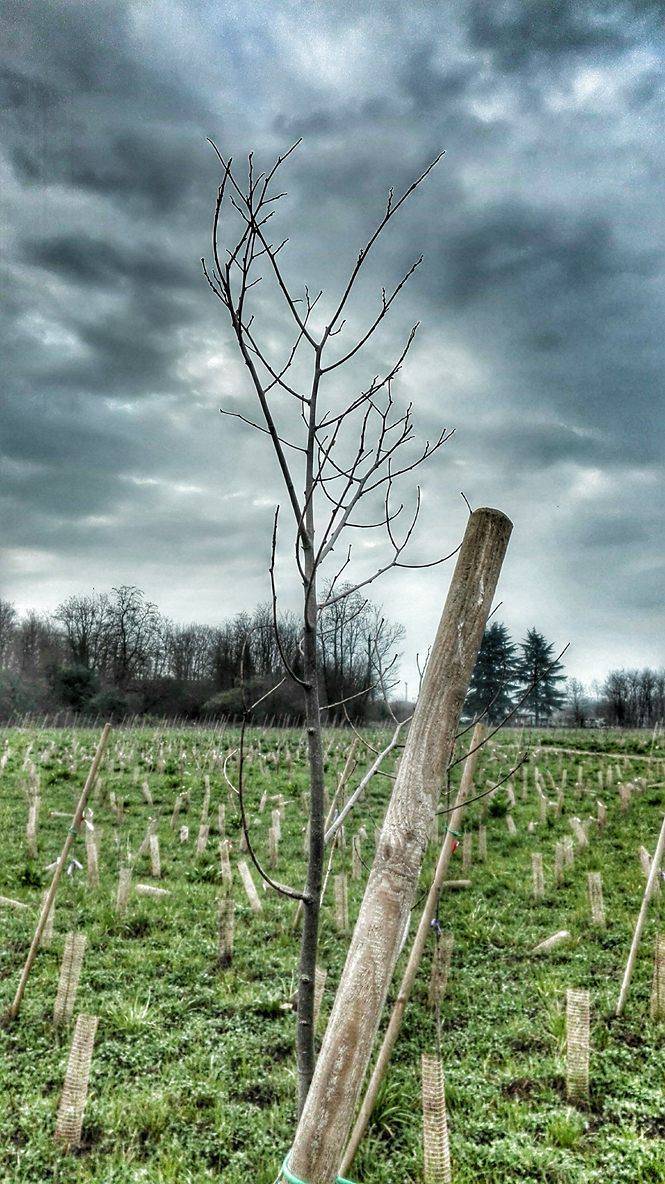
[6, 723, 111, 1022]
[615, 813, 665, 1016]
[340, 722, 487, 1175]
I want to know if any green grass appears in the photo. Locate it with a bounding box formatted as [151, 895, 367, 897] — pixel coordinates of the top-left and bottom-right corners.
[0, 724, 663, 1183]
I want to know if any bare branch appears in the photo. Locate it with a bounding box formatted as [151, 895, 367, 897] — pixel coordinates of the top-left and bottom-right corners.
[324, 718, 408, 844]
[321, 152, 444, 342]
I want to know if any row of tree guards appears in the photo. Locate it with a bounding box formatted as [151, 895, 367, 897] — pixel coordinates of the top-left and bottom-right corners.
[3, 508, 664, 1181]
[5, 749, 662, 1161]
[3, 727, 664, 1161]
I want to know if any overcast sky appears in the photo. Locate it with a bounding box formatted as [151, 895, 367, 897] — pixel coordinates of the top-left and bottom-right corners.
[2, 1, 664, 692]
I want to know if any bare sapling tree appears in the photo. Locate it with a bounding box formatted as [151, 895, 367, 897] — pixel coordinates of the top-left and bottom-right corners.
[203, 140, 456, 1111]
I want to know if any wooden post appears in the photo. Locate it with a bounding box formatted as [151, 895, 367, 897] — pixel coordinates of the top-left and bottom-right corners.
[341, 716, 486, 1175]
[6, 724, 111, 1022]
[290, 508, 511, 1184]
[616, 814, 665, 1016]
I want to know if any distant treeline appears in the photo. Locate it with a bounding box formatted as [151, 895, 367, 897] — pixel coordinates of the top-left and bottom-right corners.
[0, 585, 403, 723]
[0, 591, 661, 727]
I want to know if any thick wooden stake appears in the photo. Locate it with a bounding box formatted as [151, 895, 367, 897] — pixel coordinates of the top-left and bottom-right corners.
[616, 813, 665, 1016]
[290, 510, 511, 1184]
[340, 721, 487, 1175]
[6, 724, 111, 1022]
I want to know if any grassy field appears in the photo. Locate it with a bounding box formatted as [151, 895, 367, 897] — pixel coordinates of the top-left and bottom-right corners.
[0, 723, 663, 1184]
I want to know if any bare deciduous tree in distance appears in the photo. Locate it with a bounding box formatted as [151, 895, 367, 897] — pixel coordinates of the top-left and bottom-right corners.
[203, 140, 456, 1111]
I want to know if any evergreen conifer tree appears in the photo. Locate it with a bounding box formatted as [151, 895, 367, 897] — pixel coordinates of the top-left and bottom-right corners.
[516, 628, 566, 725]
[465, 622, 518, 723]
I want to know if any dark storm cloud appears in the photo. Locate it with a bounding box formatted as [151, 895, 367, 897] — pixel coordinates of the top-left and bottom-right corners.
[464, 1, 652, 69]
[22, 232, 196, 290]
[1, 0, 663, 680]
[434, 204, 660, 308]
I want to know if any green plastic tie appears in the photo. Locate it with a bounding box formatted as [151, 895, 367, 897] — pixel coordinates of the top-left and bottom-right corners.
[68, 825, 79, 836]
[280, 1154, 355, 1184]
[446, 827, 461, 838]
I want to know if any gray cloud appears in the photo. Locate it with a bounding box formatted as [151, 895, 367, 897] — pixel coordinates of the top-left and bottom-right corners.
[1, 0, 663, 684]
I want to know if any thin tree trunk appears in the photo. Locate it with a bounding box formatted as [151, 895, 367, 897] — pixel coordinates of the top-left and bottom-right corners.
[297, 548, 325, 1114]
[288, 507, 512, 1184]
[340, 722, 486, 1175]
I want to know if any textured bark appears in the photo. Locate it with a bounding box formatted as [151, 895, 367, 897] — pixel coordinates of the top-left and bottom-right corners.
[289, 507, 512, 1184]
[341, 723, 486, 1176]
[296, 574, 326, 1114]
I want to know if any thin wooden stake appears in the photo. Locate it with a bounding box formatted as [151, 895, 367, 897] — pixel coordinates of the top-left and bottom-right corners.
[40, 889, 55, 947]
[6, 724, 110, 1022]
[616, 814, 665, 1016]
